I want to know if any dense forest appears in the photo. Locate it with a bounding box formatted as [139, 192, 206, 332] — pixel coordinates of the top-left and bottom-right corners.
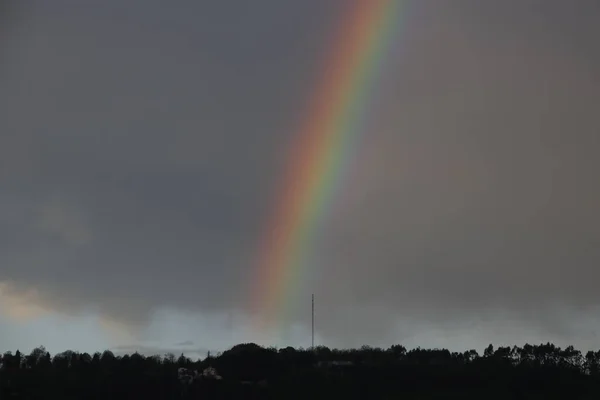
[2, 342, 600, 399]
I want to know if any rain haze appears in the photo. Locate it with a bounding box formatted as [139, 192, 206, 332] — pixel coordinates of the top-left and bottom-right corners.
[1, 0, 599, 358]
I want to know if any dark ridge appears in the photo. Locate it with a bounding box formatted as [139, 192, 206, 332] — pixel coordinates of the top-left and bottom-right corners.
[2, 342, 600, 399]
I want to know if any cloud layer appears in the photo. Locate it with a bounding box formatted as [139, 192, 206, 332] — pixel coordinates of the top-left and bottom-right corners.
[1, 0, 599, 351]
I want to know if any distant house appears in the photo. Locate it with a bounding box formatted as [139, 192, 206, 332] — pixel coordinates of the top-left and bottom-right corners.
[178, 366, 223, 385]
[202, 366, 222, 380]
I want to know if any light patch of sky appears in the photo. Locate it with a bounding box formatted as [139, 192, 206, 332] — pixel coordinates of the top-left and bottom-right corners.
[0, 313, 114, 355]
[138, 308, 323, 355]
[0, 305, 324, 358]
[3, 306, 600, 358]
[393, 307, 600, 354]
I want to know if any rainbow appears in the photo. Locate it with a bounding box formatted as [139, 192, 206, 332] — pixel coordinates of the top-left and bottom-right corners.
[252, 0, 402, 335]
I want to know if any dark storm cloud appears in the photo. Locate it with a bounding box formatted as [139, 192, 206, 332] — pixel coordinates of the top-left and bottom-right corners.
[1, 0, 600, 349]
[0, 0, 340, 328]
[309, 0, 600, 346]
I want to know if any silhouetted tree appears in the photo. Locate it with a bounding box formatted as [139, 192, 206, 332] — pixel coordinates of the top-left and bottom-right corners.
[2, 341, 600, 399]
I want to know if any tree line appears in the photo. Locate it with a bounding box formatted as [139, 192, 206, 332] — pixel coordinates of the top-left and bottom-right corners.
[2, 342, 600, 399]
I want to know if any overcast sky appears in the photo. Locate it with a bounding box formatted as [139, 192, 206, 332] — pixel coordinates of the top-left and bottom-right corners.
[1, 0, 600, 358]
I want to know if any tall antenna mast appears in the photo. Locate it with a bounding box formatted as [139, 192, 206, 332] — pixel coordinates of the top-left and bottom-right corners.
[311, 294, 315, 349]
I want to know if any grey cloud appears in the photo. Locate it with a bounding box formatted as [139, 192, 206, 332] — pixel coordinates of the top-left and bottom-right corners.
[1, 0, 600, 350]
[0, 0, 337, 327]
[308, 0, 600, 347]
[175, 341, 194, 347]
